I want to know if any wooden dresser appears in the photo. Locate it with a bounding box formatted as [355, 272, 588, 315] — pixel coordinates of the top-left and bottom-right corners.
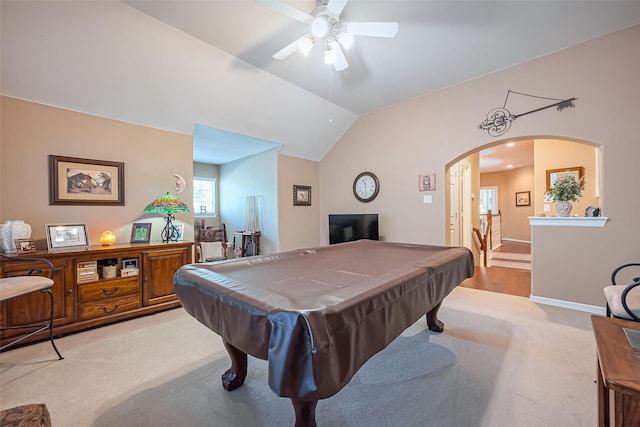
[0, 242, 192, 348]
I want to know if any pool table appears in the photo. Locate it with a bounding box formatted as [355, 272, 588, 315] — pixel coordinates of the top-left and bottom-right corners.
[174, 239, 474, 426]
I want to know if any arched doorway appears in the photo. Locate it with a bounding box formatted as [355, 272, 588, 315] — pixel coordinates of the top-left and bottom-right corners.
[446, 137, 602, 297]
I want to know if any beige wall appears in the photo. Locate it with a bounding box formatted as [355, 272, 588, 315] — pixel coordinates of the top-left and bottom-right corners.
[277, 154, 320, 251]
[533, 139, 598, 217]
[3, 26, 639, 310]
[320, 25, 640, 308]
[0, 96, 194, 248]
[481, 165, 535, 242]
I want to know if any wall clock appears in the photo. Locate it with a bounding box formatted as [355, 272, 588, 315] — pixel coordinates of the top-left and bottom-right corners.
[353, 172, 379, 202]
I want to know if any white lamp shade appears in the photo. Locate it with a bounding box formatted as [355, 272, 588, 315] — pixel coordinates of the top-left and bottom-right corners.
[324, 46, 337, 64]
[311, 16, 328, 38]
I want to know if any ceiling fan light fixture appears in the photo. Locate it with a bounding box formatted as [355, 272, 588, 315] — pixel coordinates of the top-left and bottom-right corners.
[298, 35, 314, 56]
[337, 30, 353, 50]
[324, 45, 337, 65]
[311, 16, 329, 38]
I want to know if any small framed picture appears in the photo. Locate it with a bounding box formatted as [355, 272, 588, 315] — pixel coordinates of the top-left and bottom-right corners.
[15, 238, 37, 254]
[293, 185, 311, 206]
[173, 224, 184, 241]
[418, 173, 436, 191]
[122, 257, 138, 270]
[515, 191, 531, 207]
[45, 223, 90, 250]
[130, 222, 152, 243]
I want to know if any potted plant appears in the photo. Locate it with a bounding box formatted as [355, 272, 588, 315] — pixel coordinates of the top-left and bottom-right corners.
[544, 174, 584, 216]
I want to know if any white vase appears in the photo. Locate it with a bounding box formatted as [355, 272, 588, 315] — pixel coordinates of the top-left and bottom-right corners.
[555, 201, 572, 217]
[0, 220, 32, 253]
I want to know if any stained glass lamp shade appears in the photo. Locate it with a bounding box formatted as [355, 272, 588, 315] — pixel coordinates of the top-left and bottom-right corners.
[143, 192, 191, 243]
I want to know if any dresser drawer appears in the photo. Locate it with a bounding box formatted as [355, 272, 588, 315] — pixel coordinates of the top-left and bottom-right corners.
[78, 294, 141, 321]
[77, 277, 140, 303]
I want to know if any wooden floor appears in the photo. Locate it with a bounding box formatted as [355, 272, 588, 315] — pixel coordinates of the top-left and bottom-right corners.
[493, 241, 531, 255]
[460, 266, 531, 298]
[460, 241, 531, 298]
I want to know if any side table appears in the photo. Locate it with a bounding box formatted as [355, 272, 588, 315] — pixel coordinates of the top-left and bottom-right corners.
[591, 315, 640, 427]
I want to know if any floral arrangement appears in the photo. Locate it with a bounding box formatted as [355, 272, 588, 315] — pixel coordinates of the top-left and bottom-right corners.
[545, 174, 584, 202]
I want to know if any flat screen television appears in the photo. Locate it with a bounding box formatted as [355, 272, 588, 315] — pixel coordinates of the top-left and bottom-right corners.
[329, 214, 379, 245]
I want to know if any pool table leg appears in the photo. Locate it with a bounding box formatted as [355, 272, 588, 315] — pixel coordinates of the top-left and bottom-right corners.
[426, 302, 445, 332]
[291, 399, 318, 427]
[221, 340, 247, 391]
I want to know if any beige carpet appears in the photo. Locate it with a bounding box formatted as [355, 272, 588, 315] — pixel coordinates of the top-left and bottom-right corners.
[0, 287, 597, 426]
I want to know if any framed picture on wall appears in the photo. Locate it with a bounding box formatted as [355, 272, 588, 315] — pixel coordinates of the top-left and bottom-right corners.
[515, 191, 531, 207]
[546, 166, 584, 190]
[418, 173, 436, 191]
[293, 185, 311, 206]
[48, 155, 125, 206]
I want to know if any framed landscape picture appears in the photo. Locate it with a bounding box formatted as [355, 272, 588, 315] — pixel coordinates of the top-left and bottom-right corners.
[49, 155, 125, 205]
[515, 191, 531, 207]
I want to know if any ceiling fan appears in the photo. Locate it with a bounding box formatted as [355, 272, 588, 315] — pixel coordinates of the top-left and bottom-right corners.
[257, 0, 399, 71]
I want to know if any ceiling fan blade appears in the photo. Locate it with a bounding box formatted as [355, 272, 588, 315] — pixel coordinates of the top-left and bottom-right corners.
[256, 0, 312, 23]
[344, 21, 399, 38]
[331, 42, 349, 71]
[326, 0, 348, 17]
[273, 38, 301, 60]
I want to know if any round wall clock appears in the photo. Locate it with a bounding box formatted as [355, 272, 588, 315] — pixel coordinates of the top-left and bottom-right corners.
[353, 172, 379, 202]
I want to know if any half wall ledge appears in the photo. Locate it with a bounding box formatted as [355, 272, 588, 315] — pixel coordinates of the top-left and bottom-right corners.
[528, 216, 608, 227]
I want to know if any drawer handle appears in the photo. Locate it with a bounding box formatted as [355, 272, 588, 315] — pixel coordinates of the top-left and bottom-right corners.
[102, 286, 119, 295]
[102, 304, 120, 314]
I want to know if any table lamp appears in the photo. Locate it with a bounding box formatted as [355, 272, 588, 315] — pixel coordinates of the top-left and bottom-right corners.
[143, 192, 191, 243]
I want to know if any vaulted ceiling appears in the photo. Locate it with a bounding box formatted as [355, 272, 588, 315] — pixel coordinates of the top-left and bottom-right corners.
[2, 1, 639, 166]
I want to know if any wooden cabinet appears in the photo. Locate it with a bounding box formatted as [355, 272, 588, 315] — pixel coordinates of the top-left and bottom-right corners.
[0, 257, 74, 339]
[0, 242, 192, 348]
[142, 247, 190, 306]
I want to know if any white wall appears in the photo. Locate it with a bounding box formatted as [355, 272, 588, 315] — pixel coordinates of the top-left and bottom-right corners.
[220, 149, 279, 255]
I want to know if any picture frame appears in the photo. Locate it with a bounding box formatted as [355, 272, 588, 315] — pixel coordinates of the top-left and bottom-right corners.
[45, 223, 90, 250]
[293, 185, 311, 206]
[122, 257, 138, 270]
[14, 238, 37, 254]
[173, 224, 184, 241]
[418, 173, 436, 191]
[515, 191, 531, 207]
[48, 155, 125, 205]
[546, 166, 584, 190]
[130, 222, 152, 244]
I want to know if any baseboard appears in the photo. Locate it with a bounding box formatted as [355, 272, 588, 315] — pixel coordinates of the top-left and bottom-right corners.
[502, 238, 531, 244]
[530, 295, 605, 315]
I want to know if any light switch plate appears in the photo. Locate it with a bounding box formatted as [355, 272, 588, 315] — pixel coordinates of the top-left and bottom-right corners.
[544, 204, 551, 212]
[423, 195, 432, 204]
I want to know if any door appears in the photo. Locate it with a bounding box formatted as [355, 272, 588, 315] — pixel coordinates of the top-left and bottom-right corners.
[142, 247, 189, 306]
[0, 257, 74, 339]
[449, 164, 459, 245]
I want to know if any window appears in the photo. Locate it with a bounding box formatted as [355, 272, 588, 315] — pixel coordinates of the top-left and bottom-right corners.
[479, 187, 498, 215]
[193, 177, 216, 217]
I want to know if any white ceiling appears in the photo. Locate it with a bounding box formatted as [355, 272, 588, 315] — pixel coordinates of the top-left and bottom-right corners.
[2, 1, 640, 168]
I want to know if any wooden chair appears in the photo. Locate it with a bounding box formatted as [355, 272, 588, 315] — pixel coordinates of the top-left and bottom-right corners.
[0, 254, 64, 359]
[196, 224, 228, 262]
[603, 263, 640, 321]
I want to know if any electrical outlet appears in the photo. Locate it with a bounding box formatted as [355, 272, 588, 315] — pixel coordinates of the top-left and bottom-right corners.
[423, 195, 432, 204]
[544, 204, 551, 212]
